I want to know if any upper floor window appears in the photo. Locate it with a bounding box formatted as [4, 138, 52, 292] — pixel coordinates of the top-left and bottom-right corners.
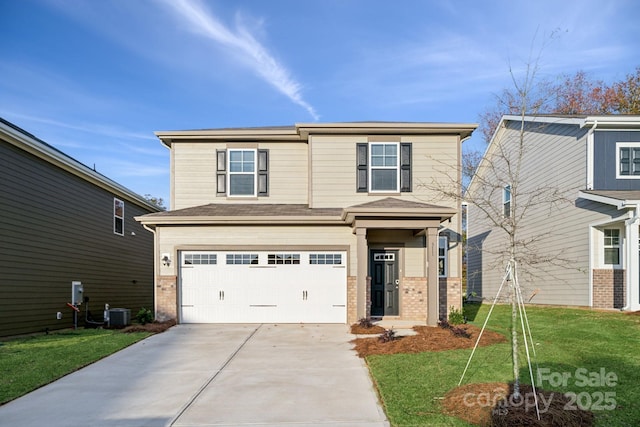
[617, 142, 640, 179]
[356, 142, 411, 193]
[603, 229, 620, 265]
[114, 198, 124, 235]
[503, 185, 511, 218]
[229, 149, 256, 196]
[370, 143, 399, 192]
[216, 148, 269, 197]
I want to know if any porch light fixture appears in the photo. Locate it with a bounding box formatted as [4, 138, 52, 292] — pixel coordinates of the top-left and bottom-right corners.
[161, 254, 171, 267]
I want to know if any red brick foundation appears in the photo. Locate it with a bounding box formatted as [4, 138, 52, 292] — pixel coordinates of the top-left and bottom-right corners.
[156, 275, 177, 321]
[592, 269, 625, 309]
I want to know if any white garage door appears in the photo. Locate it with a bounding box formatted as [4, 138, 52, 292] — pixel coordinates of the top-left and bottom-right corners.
[179, 251, 347, 323]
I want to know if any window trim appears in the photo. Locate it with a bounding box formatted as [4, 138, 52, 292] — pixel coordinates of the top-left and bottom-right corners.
[113, 198, 124, 236]
[616, 142, 640, 179]
[503, 184, 512, 218]
[603, 228, 621, 267]
[368, 142, 400, 193]
[228, 148, 257, 197]
[438, 235, 448, 277]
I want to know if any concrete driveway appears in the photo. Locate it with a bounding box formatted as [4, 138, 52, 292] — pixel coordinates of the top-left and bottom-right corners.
[0, 324, 389, 427]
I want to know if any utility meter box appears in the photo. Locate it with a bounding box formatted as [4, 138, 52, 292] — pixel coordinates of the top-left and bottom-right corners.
[72, 281, 83, 305]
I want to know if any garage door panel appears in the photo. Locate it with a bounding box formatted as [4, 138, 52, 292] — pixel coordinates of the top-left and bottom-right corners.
[179, 251, 346, 323]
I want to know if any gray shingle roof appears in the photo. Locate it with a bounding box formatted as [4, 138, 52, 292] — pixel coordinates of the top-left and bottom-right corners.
[144, 203, 342, 218]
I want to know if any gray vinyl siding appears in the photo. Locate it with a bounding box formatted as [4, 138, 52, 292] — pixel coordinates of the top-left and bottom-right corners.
[0, 140, 155, 337]
[468, 120, 598, 306]
[593, 130, 640, 190]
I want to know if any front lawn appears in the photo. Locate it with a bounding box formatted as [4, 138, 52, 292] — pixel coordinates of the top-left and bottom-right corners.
[366, 304, 640, 426]
[0, 328, 150, 405]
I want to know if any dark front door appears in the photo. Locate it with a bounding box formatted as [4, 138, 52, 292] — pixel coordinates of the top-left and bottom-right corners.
[370, 250, 399, 316]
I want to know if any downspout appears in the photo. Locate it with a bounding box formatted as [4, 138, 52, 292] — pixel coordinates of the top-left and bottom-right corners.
[586, 120, 597, 190]
[623, 206, 639, 311]
[142, 223, 160, 319]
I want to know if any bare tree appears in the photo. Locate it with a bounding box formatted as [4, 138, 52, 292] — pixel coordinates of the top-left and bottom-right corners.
[422, 39, 582, 408]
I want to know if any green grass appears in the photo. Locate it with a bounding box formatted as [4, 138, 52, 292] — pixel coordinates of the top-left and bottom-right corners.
[366, 304, 640, 426]
[0, 328, 150, 404]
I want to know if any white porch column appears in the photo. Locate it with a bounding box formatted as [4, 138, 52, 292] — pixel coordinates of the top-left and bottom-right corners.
[356, 227, 368, 319]
[625, 214, 640, 310]
[427, 227, 440, 326]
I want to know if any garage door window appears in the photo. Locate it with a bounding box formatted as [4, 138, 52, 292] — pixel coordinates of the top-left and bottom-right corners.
[226, 254, 259, 265]
[268, 254, 300, 264]
[310, 254, 342, 265]
[184, 254, 217, 265]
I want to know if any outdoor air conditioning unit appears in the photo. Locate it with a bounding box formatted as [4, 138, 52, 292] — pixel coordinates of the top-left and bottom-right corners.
[108, 308, 131, 327]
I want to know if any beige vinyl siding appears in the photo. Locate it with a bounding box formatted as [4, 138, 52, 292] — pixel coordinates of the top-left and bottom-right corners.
[467, 121, 614, 306]
[310, 134, 459, 209]
[157, 225, 356, 274]
[172, 141, 308, 210]
[0, 140, 155, 337]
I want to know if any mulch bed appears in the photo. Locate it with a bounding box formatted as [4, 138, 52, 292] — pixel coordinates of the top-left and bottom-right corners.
[350, 324, 387, 334]
[442, 382, 594, 427]
[121, 319, 176, 334]
[351, 324, 507, 357]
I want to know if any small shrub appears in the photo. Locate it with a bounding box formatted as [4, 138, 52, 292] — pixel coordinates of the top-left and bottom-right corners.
[358, 317, 374, 329]
[448, 306, 465, 325]
[449, 326, 471, 339]
[378, 329, 398, 343]
[439, 318, 471, 338]
[135, 307, 154, 325]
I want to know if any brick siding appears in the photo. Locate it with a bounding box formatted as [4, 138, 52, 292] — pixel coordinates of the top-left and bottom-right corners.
[592, 269, 625, 309]
[440, 277, 462, 321]
[401, 277, 428, 321]
[156, 275, 177, 321]
[347, 276, 358, 324]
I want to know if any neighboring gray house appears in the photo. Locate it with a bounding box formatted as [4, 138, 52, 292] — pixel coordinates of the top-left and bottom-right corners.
[467, 115, 640, 311]
[0, 118, 161, 336]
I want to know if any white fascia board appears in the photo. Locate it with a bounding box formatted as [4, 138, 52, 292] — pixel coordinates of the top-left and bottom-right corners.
[502, 115, 584, 126]
[581, 116, 640, 128]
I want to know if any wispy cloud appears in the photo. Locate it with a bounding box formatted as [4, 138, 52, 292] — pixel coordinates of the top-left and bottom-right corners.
[162, 0, 319, 120]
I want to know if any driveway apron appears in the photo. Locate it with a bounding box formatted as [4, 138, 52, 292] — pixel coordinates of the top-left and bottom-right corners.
[0, 324, 389, 427]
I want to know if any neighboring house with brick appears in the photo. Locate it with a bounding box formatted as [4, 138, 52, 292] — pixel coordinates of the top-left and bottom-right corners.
[0, 118, 161, 337]
[467, 114, 640, 311]
[136, 122, 476, 326]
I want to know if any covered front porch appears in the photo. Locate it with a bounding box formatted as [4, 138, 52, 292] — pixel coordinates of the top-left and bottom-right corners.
[580, 190, 640, 311]
[342, 198, 462, 326]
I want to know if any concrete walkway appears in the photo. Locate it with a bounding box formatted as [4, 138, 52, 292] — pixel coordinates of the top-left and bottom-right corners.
[0, 324, 389, 427]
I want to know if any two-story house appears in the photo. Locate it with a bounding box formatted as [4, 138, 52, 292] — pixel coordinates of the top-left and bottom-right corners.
[0, 118, 161, 337]
[136, 122, 477, 326]
[467, 115, 640, 312]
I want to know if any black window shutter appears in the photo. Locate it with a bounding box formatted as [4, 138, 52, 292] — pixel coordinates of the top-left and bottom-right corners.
[258, 149, 269, 196]
[400, 143, 412, 192]
[356, 143, 368, 192]
[216, 149, 226, 196]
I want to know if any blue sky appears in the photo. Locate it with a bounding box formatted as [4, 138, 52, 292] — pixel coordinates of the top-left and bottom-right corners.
[1, 0, 638, 207]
